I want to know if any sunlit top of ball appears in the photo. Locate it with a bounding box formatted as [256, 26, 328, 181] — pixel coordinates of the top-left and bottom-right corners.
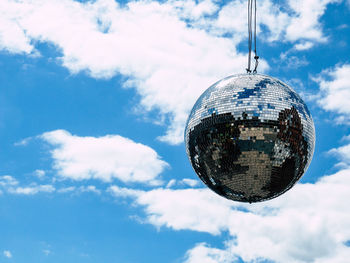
[185, 74, 315, 203]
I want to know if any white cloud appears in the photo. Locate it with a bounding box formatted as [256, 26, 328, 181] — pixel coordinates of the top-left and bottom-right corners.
[110, 166, 350, 262]
[3, 250, 12, 258]
[56, 185, 102, 195]
[181, 178, 200, 187]
[166, 179, 177, 188]
[286, 0, 341, 42]
[59, 184, 126, 196]
[0, 1, 34, 55]
[329, 137, 350, 166]
[212, 0, 290, 42]
[0, 175, 19, 187]
[78, 185, 101, 195]
[165, 178, 200, 188]
[57, 186, 76, 193]
[108, 185, 142, 199]
[170, 0, 219, 20]
[8, 184, 55, 195]
[33, 169, 46, 179]
[280, 54, 309, 69]
[184, 243, 235, 263]
[203, 0, 337, 44]
[40, 129, 168, 184]
[109, 186, 234, 235]
[0, 0, 337, 144]
[342, 135, 350, 142]
[14, 137, 34, 147]
[314, 64, 350, 123]
[294, 41, 314, 51]
[0, 175, 54, 195]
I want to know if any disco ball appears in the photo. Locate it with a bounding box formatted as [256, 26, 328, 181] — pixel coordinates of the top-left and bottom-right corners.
[185, 74, 315, 203]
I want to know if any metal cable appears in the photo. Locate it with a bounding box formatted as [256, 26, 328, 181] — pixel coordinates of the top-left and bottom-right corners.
[246, 0, 259, 74]
[246, 0, 252, 73]
[253, 0, 259, 73]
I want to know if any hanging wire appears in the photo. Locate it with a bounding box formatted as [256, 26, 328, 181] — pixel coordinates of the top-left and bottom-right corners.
[253, 0, 259, 73]
[246, 0, 259, 74]
[246, 0, 252, 73]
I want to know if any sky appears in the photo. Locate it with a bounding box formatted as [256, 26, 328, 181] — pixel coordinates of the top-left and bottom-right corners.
[0, 0, 350, 262]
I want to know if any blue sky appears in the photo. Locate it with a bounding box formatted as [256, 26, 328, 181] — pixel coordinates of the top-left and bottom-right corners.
[0, 0, 350, 262]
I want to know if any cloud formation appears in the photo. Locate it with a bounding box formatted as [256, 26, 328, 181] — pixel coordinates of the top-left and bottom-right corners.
[314, 64, 350, 124]
[3, 250, 12, 258]
[40, 129, 168, 185]
[33, 169, 46, 179]
[329, 134, 350, 167]
[0, 0, 336, 144]
[109, 164, 350, 262]
[8, 184, 55, 195]
[0, 175, 54, 195]
[285, 0, 341, 42]
[0, 175, 18, 187]
[184, 243, 234, 263]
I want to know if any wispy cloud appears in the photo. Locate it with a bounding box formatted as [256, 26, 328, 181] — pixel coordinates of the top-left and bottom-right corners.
[13, 136, 34, 147]
[3, 250, 12, 258]
[329, 138, 350, 167]
[166, 178, 200, 188]
[78, 185, 101, 195]
[0, 175, 55, 195]
[184, 242, 235, 263]
[0, 175, 19, 187]
[33, 169, 46, 179]
[8, 184, 55, 195]
[57, 186, 76, 194]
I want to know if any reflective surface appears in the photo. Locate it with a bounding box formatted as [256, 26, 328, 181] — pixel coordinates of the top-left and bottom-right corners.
[185, 74, 315, 202]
